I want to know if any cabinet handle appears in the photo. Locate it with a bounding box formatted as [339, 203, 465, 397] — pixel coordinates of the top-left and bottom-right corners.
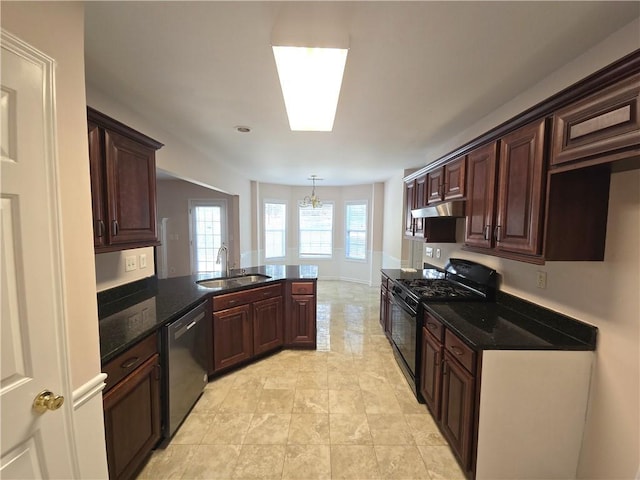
[228, 300, 237, 305]
[483, 225, 490, 241]
[427, 322, 438, 332]
[434, 350, 441, 367]
[442, 359, 448, 376]
[155, 363, 161, 381]
[120, 357, 139, 369]
[494, 225, 502, 242]
[450, 345, 464, 356]
[96, 219, 105, 238]
[112, 220, 119, 236]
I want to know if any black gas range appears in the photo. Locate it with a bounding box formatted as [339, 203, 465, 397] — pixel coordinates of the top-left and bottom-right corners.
[388, 259, 497, 399]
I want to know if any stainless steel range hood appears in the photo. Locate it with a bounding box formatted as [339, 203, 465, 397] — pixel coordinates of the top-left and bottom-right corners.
[411, 200, 466, 218]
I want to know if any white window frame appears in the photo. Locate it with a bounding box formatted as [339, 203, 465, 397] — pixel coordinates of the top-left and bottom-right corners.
[298, 201, 334, 259]
[345, 200, 368, 262]
[264, 199, 287, 260]
[188, 199, 228, 274]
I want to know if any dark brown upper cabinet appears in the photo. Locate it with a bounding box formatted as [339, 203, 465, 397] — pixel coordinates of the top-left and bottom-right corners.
[464, 119, 547, 261]
[551, 72, 640, 169]
[427, 156, 466, 204]
[465, 143, 498, 250]
[88, 108, 163, 253]
[495, 119, 546, 256]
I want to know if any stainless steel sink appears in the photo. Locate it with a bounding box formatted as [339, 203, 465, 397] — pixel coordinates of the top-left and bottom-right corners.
[197, 273, 271, 289]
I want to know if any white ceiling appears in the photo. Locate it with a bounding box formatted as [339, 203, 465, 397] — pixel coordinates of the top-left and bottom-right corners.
[84, 1, 639, 186]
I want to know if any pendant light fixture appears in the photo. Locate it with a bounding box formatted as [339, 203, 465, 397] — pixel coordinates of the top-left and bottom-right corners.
[299, 175, 323, 208]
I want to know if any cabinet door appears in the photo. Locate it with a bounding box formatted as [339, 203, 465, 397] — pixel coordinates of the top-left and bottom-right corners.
[426, 168, 444, 204]
[495, 119, 546, 256]
[103, 354, 161, 480]
[420, 328, 442, 419]
[88, 122, 106, 248]
[441, 352, 475, 472]
[384, 291, 392, 339]
[551, 73, 640, 167]
[104, 130, 158, 245]
[443, 157, 466, 200]
[464, 142, 498, 249]
[379, 286, 387, 329]
[213, 304, 253, 371]
[253, 296, 284, 355]
[404, 180, 416, 236]
[286, 295, 316, 347]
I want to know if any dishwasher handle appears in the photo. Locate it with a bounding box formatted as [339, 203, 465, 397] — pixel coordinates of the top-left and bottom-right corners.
[170, 302, 208, 341]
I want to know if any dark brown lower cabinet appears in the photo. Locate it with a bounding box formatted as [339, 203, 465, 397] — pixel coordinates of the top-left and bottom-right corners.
[213, 304, 253, 371]
[103, 354, 161, 480]
[286, 294, 316, 347]
[285, 281, 317, 348]
[441, 350, 475, 471]
[253, 296, 284, 355]
[419, 327, 443, 419]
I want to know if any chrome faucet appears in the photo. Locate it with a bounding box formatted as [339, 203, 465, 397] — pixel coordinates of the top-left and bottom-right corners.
[216, 243, 230, 277]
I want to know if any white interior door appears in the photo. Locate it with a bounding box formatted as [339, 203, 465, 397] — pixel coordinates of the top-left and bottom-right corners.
[1, 31, 76, 479]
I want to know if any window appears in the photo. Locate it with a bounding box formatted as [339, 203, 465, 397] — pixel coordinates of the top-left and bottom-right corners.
[299, 203, 333, 257]
[345, 202, 367, 260]
[265, 201, 286, 259]
[189, 200, 227, 273]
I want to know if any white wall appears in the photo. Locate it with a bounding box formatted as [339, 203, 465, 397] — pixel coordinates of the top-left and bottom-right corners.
[95, 246, 155, 292]
[390, 19, 640, 479]
[156, 179, 238, 277]
[1, 3, 108, 478]
[382, 171, 405, 268]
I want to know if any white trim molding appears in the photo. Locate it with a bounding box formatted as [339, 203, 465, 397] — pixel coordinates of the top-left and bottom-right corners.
[72, 372, 107, 410]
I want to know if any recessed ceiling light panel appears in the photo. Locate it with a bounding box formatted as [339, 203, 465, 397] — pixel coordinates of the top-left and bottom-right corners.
[272, 46, 348, 132]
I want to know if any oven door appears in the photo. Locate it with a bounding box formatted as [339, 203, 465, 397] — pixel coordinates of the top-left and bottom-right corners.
[389, 288, 418, 381]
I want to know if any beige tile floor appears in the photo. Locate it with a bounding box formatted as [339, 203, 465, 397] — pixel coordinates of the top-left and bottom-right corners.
[138, 281, 465, 480]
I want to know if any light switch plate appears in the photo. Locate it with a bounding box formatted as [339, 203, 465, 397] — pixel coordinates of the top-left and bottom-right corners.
[425, 246, 433, 258]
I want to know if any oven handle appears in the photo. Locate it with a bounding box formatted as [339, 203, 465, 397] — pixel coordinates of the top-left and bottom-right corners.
[390, 290, 417, 316]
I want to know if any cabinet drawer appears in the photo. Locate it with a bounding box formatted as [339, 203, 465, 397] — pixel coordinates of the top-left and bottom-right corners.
[291, 281, 314, 295]
[551, 73, 640, 166]
[444, 330, 476, 373]
[103, 333, 158, 393]
[423, 312, 444, 342]
[213, 283, 282, 311]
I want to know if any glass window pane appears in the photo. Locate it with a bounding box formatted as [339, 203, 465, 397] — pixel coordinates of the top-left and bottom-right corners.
[265, 202, 286, 258]
[193, 205, 223, 273]
[299, 203, 333, 257]
[346, 202, 367, 260]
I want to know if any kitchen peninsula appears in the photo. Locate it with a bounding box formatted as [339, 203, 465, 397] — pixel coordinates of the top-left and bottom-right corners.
[97, 265, 317, 480]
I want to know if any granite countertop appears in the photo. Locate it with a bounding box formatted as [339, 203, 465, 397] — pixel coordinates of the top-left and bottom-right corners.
[98, 265, 318, 364]
[382, 268, 597, 351]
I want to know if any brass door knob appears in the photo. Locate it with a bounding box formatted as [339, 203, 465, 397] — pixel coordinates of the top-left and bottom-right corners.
[33, 390, 64, 413]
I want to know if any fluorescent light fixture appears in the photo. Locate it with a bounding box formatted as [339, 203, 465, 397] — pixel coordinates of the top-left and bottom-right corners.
[272, 46, 348, 131]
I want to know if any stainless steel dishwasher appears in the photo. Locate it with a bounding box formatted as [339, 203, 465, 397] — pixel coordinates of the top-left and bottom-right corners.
[161, 300, 210, 440]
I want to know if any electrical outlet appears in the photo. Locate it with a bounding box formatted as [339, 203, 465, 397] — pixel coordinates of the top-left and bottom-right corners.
[139, 253, 147, 269]
[435, 248, 441, 259]
[425, 246, 433, 258]
[536, 271, 547, 289]
[125, 255, 137, 272]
